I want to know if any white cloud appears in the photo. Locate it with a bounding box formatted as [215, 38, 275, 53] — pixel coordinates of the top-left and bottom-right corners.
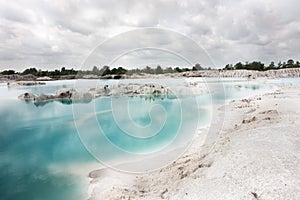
[0, 0, 299, 70]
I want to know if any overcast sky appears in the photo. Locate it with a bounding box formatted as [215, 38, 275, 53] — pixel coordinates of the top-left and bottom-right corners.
[0, 0, 299, 71]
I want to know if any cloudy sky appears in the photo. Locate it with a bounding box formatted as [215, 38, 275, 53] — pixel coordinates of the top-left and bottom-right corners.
[0, 0, 299, 71]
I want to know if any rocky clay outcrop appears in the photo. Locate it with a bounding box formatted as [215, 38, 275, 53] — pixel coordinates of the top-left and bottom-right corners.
[19, 88, 94, 106]
[106, 83, 171, 96]
[18, 83, 183, 106]
[180, 68, 300, 78]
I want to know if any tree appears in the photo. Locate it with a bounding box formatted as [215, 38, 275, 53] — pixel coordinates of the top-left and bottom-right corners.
[234, 62, 244, 70]
[92, 66, 99, 75]
[268, 61, 275, 68]
[282, 62, 287, 68]
[249, 61, 265, 71]
[224, 64, 234, 70]
[193, 63, 203, 71]
[116, 67, 127, 74]
[266, 61, 276, 70]
[155, 65, 163, 74]
[110, 68, 117, 74]
[1, 70, 16, 75]
[143, 66, 153, 74]
[174, 67, 182, 72]
[36, 69, 48, 77]
[287, 59, 294, 68]
[99, 66, 110, 76]
[22, 67, 38, 75]
[164, 67, 174, 73]
[52, 69, 60, 76]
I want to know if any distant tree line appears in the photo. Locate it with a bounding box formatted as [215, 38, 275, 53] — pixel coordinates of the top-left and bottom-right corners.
[0, 67, 77, 76]
[223, 59, 300, 71]
[1, 59, 299, 77]
[0, 63, 210, 77]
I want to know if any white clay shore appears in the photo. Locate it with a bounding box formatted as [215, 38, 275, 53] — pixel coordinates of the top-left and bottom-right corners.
[88, 80, 300, 200]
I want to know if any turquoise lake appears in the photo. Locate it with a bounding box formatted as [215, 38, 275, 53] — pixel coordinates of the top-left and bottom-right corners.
[0, 78, 279, 199]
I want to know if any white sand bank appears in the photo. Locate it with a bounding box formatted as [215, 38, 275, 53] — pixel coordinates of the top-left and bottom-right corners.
[88, 82, 300, 200]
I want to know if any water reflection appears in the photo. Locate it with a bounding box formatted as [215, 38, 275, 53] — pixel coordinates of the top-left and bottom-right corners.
[32, 98, 93, 107]
[26, 94, 178, 106]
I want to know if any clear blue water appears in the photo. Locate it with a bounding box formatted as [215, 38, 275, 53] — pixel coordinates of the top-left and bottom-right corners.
[0, 78, 278, 200]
